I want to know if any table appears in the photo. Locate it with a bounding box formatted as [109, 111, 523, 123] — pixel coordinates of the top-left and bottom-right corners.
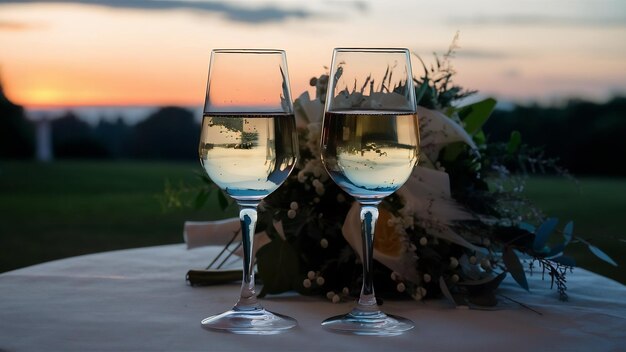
[1, 245, 625, 351]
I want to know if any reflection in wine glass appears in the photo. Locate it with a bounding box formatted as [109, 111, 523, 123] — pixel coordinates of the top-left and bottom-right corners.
[198, 49, 299, 334]
[320, 48, 419, 336]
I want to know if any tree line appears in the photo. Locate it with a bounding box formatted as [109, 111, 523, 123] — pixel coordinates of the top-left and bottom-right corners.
[1, 90, 199, 161]
[483, 97, 626, 176]
[2, 84, 626, 175]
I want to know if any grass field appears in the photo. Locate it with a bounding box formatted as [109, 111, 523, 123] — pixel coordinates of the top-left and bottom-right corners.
[0, 161, 235, 273]
[523, 177, 625, 284]
[1, 161, 624, 285]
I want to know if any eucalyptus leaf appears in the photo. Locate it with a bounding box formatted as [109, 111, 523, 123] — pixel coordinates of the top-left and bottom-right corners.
[576, 236, 618, 267]
[563, 221, 573, 245]
[457, 98, 497, 135]
[587, 244, 618, 267]
[507, 130, 522, 154]
[503, 247, 529, 291]
[256, 238, 301, 297]
[533, 217, 558, 251]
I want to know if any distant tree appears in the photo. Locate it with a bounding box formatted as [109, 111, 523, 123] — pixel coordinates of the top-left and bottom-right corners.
[51, 112, 108, 158]
[0, 78, 34, 158]
[126, 106, 199, 160]
[484, 97, 626, 176]
[93, 117, 131, 158]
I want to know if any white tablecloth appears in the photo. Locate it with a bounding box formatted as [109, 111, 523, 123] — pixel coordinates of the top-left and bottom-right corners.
[1, 244, 625, 351]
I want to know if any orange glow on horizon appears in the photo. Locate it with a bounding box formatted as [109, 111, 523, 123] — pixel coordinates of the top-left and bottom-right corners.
[1, 1, 625, 109]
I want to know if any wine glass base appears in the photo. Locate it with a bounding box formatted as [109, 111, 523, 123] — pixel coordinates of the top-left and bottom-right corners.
[321, 307, 414, 336]
[201, 306, 297, 335]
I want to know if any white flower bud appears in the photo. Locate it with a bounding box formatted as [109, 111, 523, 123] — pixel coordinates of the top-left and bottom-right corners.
[307, 271, 316, 280]
[326, 291, 335, 300]
[303, 279, 312, 288]
[297, 170, 307, 183]
[417, 286, 427, 297]
[390, 272, 398, 281]
[451, 274, 460, 283]
[449, 257, 459, 269]
[287, 209, 297, 219]
[290, 201, 299, 210]
[316, 276, 325, 285]
[396, 282, 406, 293]
[332, 294, 340, 303]
[315, 185, 325, 196]
[320, 238, 329, 248]
[313, 197, 320, 203]
[423, 273, 431, 283]
[419, 237, 428, 246]
[312, 179, 322, 187]
[481, 258, 492, 271]
[342, 287, 350, 295]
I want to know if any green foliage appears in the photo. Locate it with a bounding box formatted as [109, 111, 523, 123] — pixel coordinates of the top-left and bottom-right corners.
[507, 131, 522, 154]
[413, 32, 477, 110]
[458, 98, 497, 136]
[185, 35, 621, 308]
[503, 247, 529, 291]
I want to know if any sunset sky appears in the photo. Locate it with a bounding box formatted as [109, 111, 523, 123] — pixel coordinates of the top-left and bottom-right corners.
[1, 0, 625, 109]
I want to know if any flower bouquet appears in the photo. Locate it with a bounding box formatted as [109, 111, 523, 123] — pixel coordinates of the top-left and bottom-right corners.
[182, 41, 616, 308]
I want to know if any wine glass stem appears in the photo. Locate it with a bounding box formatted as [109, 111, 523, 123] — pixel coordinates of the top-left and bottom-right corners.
[236, 203, 260, 309]
[358, 204, 379, 308]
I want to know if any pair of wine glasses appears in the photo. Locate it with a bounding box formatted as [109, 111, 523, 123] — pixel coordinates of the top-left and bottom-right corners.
[199, 48, 420, 336]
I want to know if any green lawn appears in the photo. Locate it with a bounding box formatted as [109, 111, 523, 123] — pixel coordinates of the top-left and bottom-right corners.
[1, 161, 624, 286]
[523, 177, 626, 284]
[0, 160, 235, 273]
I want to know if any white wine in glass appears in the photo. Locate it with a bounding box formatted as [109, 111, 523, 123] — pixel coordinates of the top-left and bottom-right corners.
[320, 48, 419, 336]
[198, 49, 298, 334]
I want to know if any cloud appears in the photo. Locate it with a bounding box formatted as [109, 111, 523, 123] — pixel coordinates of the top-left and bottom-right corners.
[0, 0, 315, 24]
[0, 20, 45, 31]
[501, 68, 521, 78]
[455, 49, 508, 60]
[449, 14, 626, 28]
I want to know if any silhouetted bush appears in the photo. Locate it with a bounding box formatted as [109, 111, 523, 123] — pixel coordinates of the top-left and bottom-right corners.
[126, 106, 199, 160]
[94, 118, 131, 158]
[51, 112, 108, 158]
[0, 84, 34, 159]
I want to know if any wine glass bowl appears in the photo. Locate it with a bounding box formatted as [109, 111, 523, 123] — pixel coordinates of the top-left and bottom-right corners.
[320, 48, 419, 336]
[198, 49, 298, 334]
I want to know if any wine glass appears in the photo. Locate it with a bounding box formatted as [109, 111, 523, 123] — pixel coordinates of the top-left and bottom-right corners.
[198, 49, 298, 334]
[320, 48, 419, 336]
